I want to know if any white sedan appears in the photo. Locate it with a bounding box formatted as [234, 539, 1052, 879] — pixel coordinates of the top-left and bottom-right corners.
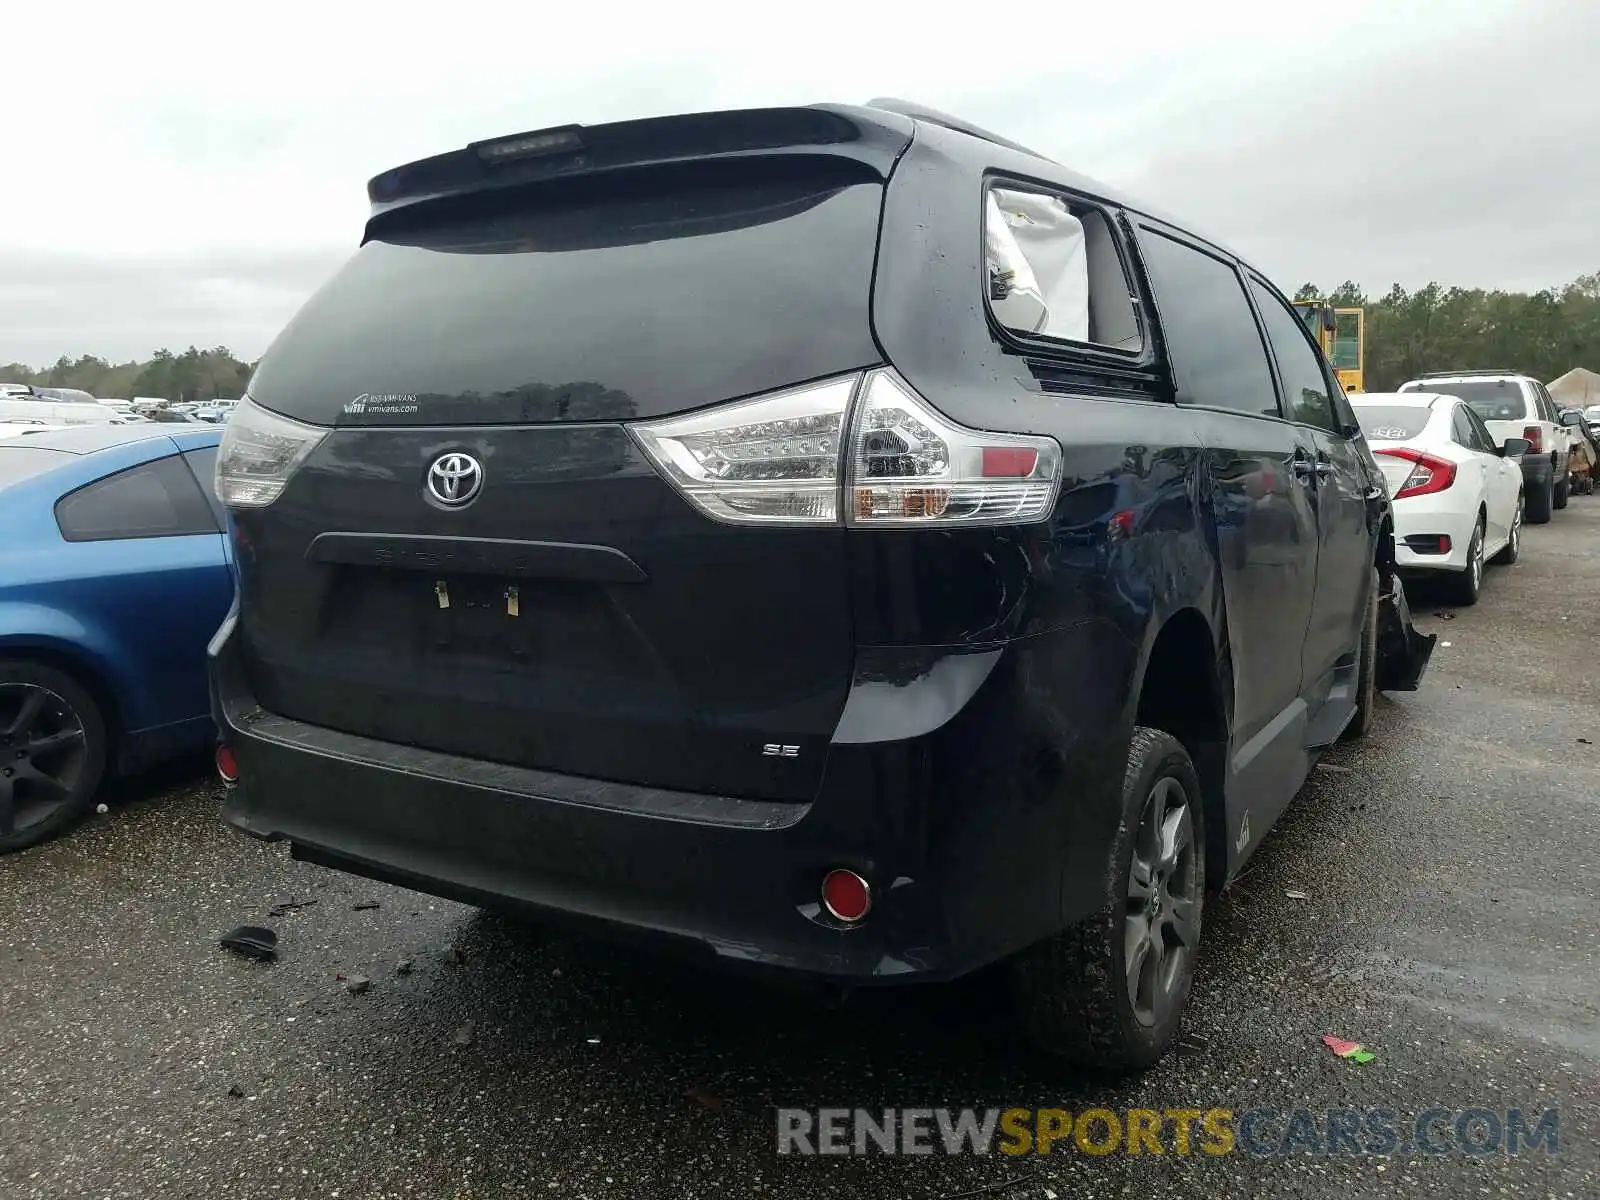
[1351, 391, 1526, 606]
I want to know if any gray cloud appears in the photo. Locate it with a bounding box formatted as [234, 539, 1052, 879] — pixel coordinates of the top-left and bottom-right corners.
[1, 248, 346, 366]
[1118, 0, 1600, 295]
[4, 0, 1594, 368]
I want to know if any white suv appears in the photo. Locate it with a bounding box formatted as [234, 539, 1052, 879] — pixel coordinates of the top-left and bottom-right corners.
[1399, 372, 1570, 523]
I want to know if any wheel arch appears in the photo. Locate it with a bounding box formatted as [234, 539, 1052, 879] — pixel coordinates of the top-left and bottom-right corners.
[0, 639, 125, 767]
[1131, 606, 1230, 890]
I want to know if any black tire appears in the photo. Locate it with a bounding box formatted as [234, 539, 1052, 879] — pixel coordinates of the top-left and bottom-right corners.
[1491, 494, 1523, 566]
[0, 660, 108, 854]
[1442, 517, 1485, 607]
[1554, 472, 1570, 510]
[1341, 568, 1379, 742]
[1013, 727, 1205, 1074]
[1527, 475, 1554, 524]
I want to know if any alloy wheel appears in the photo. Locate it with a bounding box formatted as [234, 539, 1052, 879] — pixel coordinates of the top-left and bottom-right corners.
[0, 683, 89, 838]
[1124, 774, 1200, 1027]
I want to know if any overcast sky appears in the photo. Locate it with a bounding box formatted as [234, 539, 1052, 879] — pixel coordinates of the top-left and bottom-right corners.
[4, 0, 1597, 368]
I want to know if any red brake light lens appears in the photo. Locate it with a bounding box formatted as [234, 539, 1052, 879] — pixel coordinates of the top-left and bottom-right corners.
[1374, 448, 1457, 499]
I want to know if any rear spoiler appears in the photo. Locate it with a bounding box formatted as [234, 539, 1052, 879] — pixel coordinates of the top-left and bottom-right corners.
[364, 104, 915, 223]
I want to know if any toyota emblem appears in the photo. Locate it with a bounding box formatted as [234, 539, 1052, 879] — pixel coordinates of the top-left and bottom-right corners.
[426, 452, 484, 507]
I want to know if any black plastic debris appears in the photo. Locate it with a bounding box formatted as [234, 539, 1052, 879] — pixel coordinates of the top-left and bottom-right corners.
[267, 899, 317, 919]
[352, 901, 381, 912]
[219, 925, 278, 961]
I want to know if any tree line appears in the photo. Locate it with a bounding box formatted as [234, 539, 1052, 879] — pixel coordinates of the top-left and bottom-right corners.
[1, 347, 255, 405]
[7, 270, 1600, 402]
[1295, 271, 1600, 392]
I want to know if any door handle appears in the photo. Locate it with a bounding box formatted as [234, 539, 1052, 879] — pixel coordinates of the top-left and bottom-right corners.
[1314, 461, 1334, 479]
[1292, 457, 1316, 482]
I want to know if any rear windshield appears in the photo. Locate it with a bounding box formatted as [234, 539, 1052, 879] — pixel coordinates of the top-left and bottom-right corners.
[0, 447, 67, 487]
[1404, 380, 1527, 421]
[1352, 405, 1431, 440]
[249, 160, 887, 426]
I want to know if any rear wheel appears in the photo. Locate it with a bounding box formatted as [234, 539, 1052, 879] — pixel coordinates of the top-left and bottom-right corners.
[1442, 517, 1485, 607]
[1527, 476, 1554, 524]
[1491, 494, 1523, 565]
[0, 661, 108, 854]
[1013, 728, 1205, 1073]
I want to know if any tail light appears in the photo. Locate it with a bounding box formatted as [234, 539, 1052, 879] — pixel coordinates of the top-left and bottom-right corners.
[1373, 448, 1457, 499]
[627, 376, 854, 524]
[846, 371, 1061, 525]
[215, 396, 329, 508]
[1521, 425, 1543, 453]
[630, 369, 1063, 527]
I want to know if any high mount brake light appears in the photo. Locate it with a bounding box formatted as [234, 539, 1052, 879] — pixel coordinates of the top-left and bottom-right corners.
[472, 128, 585, 164]
[1373, 447, 1457, 500]
[629, 370, 1064, 528]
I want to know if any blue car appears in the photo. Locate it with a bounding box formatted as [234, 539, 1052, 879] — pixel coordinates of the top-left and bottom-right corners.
[0, 425, 233, 852]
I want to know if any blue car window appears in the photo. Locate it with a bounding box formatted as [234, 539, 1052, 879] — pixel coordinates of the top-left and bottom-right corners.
[182, 445, 226, 525]
[55, 454, 220, 542]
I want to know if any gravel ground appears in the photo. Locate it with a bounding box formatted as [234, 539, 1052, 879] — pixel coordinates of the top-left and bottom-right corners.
[3, 501, 1597, 1200]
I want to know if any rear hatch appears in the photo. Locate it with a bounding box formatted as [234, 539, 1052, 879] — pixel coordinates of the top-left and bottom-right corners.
[232, 110, 908, 802]
[1403, 379, 1531, 448]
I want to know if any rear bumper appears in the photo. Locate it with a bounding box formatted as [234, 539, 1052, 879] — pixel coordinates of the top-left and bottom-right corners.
[1520, 456, 1553, 487]
[209, 613, 1134, 984]
[1391, 503, 1478, 573]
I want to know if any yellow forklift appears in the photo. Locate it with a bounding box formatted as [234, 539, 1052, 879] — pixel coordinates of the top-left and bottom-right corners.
[1293, 298, 1365, 393]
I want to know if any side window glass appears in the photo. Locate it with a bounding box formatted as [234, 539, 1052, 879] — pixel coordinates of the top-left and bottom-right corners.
[55, 455, 219, 542]
[1533, 386, 1554, 423]
[1451, 406, 1475, 448]
[984, 185, 1143, 353]
[1247, 277, 1340, 434]
[1464, 406, 1497, 453]
[182, 445, 226, 525]
[1135, 229, 1279, 417]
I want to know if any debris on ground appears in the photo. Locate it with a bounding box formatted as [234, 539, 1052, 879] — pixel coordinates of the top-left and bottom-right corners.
[95, 803, 109, 815]
[219, 925, 277, 962]
[586, 1037, 601, 1045]
[266, 899, 317, 918]
[453, 1022, 475, 1047]
[1322, 1034, 1376, 1063]
[1438, 611, 1457, 621]
[933, 1176, 1036, 1199]
[395, 958, 414, 976]
[227, 1085, 244, 1098]
[685, 1086, 725, 1111]
[352, 900, 381, 911]
[444, 945, 466, 966]
[345, 975, 371, 995]
[1579, 738, 1592, 745]
[1286, 889, 1310, 900]
[1315, 762, 1352, 775]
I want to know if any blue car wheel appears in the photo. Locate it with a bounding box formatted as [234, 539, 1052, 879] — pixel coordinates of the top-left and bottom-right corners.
[0, 661, 108, 854]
